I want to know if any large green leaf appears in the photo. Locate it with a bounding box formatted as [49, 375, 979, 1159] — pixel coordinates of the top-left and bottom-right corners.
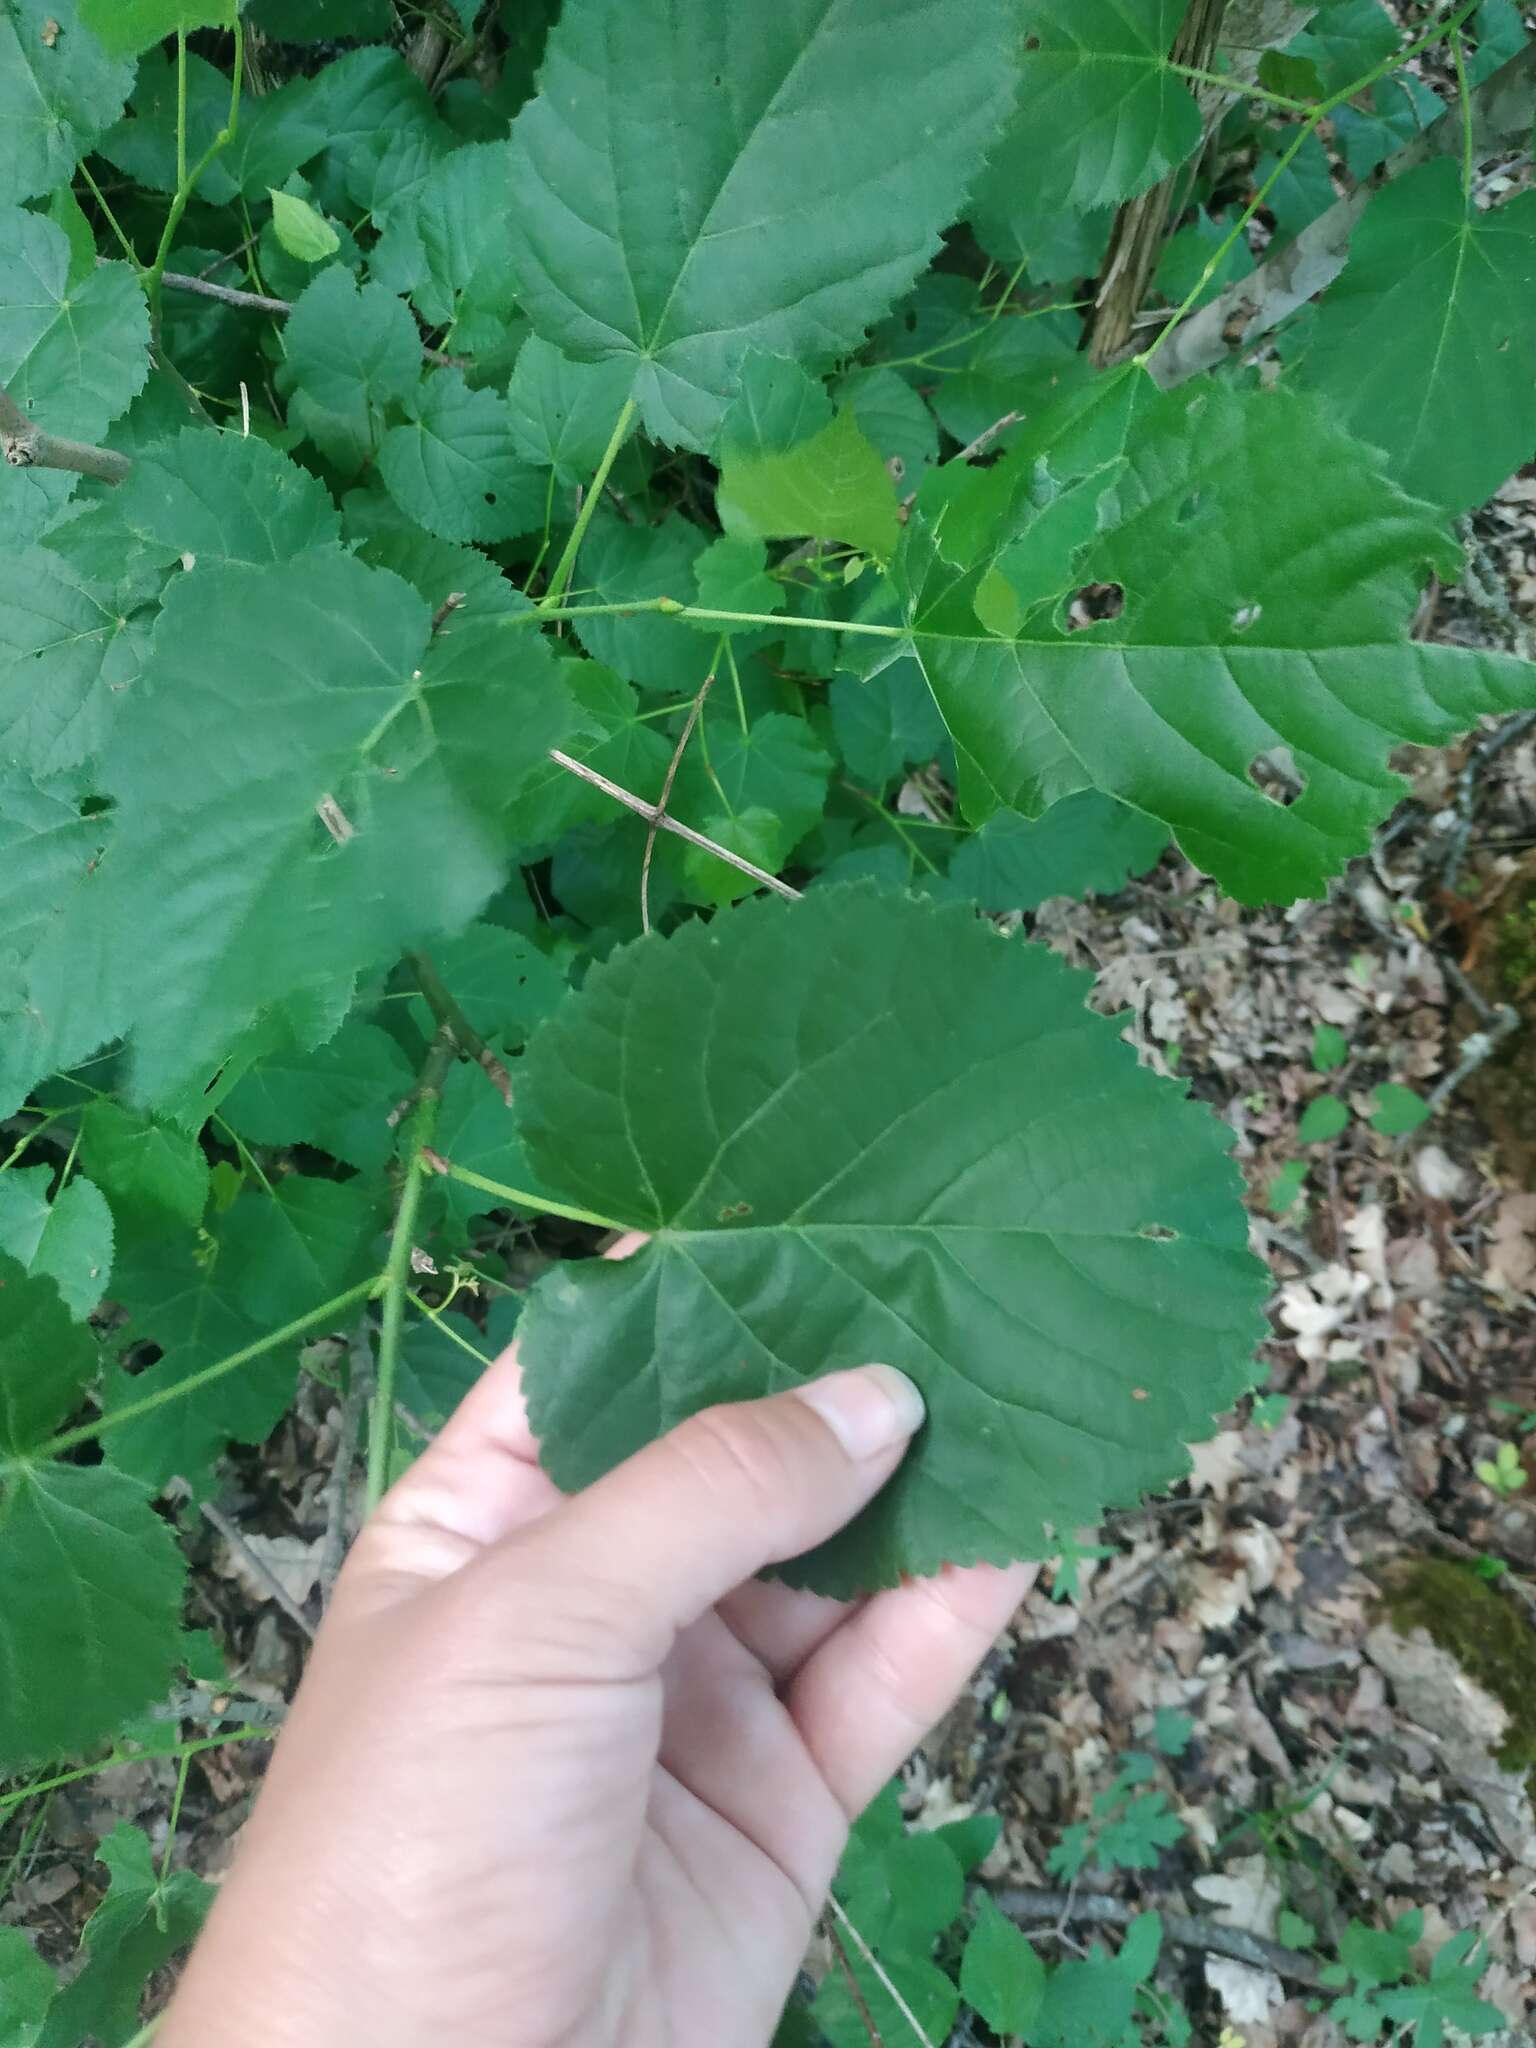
[0, 548, 145, 776]
[0, 210, 149, 548]
[0, 0, 133, 202]
[0, 1166, 113, 1318]
[0, 1257, 186, 1767]
[1298, 162, 1536, 513]
[77, 548, 572, 1104]
[514, 885, 1267, 1595]
[902, 375, 1536, 903]
[971, 0, 1200, 224]
[504, 0, 1018, 448]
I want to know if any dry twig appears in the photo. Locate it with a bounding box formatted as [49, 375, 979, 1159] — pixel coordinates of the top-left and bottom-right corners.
[994, 1887, 1322, 1988]
[0, 379, 131, 484]
[548, 749, 801, 902]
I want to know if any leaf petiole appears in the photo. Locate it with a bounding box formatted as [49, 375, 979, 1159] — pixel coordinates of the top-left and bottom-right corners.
[428, 1157, 630, 1235]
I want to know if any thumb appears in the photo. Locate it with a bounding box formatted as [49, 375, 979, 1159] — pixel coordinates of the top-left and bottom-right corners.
[511, 1366, 925, 1664]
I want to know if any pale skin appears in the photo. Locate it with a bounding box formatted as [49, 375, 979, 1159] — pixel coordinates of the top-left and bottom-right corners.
[159, 1240, 1032, 2048]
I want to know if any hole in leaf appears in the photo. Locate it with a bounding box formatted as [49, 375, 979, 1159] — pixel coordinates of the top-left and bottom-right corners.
[1139, 1223, 1179, 1242]
[1066, 581, 1124, 631]
[1175, 491, 1202, 523]
[1024, 31, 1040, 47]
[1247, 747, 1305, 807]
[1231, 601, 1262, 632]
[484, 491, 497, 505]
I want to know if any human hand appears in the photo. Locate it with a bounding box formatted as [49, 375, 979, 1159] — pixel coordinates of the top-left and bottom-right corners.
[159, 1244, 1031, 2048]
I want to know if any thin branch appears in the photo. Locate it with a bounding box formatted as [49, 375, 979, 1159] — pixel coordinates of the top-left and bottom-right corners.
[642, 673, 714, 934]
[0, 380, 131, 484]
[549, 748, 802, 902]
[827, 1894, 935, 2047]
[408, 950, 513, 1105]
[200, 1499, 317, 1642]
[160, 269, 291, 315]
[539, 395, 638, 610]
[993, 1887, 1321, 1988]
[952, 409, 1022, 463]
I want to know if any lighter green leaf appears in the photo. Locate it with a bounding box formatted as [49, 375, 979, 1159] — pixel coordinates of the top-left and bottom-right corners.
[281, 266, 422, 471]
[79, 1099, 210, 1235]
[506, 334, 637, 484]
[379, 369, 546, 544]
[692, 535, 783, 622]
[0, 1167, 113, 1318]
[1370, 1082, 1431, 1134]
[515, 886, 1267, 1594]
[681, 806, 786, 905]
[0, 0, 133, 202]
[0, 547, 144, 776]
[718, 358, 899, 563]
[945, 795, 1169, 911]
[972, 0, 1201, 221]
[222, 1017, 413, 1171]
[269, 186, 341, 263]
[1299, 162, 1536, 513]
[904, 375, 1536, 903]
[80, 0, 234, 57]
[505, 0, 1018, 448]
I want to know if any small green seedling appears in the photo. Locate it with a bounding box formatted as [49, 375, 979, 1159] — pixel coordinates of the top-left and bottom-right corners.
[1475, 1440, 1528, 1497]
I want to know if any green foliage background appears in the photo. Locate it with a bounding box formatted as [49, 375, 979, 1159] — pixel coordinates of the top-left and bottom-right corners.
[2, 12, 1535, 2030]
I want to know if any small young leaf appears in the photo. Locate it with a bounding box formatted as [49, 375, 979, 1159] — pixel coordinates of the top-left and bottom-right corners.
[1267, 1159, 1308, 1215]
[1312, 1024, 1349, 1073]
[33, 1823, 212, 2048]
[1153, 1706, 1195, 1756]
[1370, 1083, 1432, 1136]
[515, 885, 1267, 1595]
[269, 187, 342, 264]
[960, 1896, 1047, 2035]
[281, 266, 423, 471]
[379, 369, 546, 544]
[1298, 1094, 1349, 1144]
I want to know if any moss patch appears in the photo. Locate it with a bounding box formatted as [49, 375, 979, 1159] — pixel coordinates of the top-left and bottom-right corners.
[1385, 1558, 1536, 1784]
[1496, 886, 1536, 1000]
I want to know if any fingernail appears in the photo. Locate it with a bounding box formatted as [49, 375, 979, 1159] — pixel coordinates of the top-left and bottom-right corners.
[794, 1365, 926, 1461]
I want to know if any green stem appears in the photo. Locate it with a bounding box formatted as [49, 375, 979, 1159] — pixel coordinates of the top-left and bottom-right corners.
[513, 596, 905, 640]
[366, 1037, 455, 1512]
[1170, 60, 1313, 112]
[121, 2023, 160, 2048]
[840, 780, 941, 875]
[158, 1751, 191, 1885]
[1141, 0, 1482, 369]
[33, 1278, 381, 1461]
[406, 1290, 494, 1368]
[174, 31, 188, 194]
[0, 1730, 273, 1819]
[77, 161, 142, 270]
[538, 396, 637, 610]
[145, 19, 244, 318]
[433, 1158, 629, 1234]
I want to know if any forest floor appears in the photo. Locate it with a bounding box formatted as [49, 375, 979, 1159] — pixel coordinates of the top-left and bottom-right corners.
[8, 506, 1536, 2046]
